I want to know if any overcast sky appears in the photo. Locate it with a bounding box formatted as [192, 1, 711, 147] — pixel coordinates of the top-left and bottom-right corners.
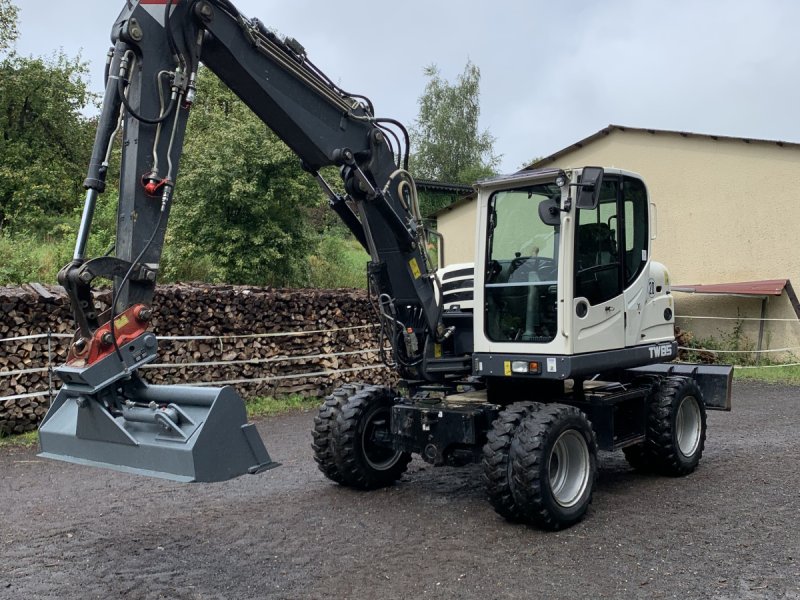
[12, 0, 800, 173]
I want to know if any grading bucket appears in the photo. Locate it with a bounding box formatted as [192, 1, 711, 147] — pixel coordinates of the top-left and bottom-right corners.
[38, 380, 276, 482]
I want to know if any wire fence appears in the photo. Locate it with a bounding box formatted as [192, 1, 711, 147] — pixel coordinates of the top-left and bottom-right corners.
[0, 324, 388, 404]
[2, 313, 800, 403]
[675, 312, 800, 368]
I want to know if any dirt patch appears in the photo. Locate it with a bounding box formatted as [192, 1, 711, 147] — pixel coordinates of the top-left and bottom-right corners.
[1, 381, 799, 599]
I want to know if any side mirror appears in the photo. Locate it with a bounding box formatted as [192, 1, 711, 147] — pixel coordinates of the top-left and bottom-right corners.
[576, 166, 604, 210]
[538, 196, 560, 226]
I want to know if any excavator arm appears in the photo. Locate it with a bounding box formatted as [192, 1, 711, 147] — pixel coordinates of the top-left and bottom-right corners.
[41, 0, 466, 482]
[62, 0, 444, 363]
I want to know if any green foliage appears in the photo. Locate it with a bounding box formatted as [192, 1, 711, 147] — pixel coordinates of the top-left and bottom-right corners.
[519, 156, 543, 170]
[0, 230, 71, 283]
[410, 60, 500, 200]
[0, 50, 95, 231]
[0, 189, 117, 285]
[416, 188, 471, 218]
[679, 319, 760, 366]
[307, 233, 369, 289]
[164, 68, 323, 286]
[0, 0, 18, 55]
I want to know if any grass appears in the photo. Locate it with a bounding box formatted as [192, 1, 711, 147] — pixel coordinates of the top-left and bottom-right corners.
[0, 232, 73, 285]
[732, 364, 800, 385]
[0, 430, 39, 448]
[246, 394, 321, 418]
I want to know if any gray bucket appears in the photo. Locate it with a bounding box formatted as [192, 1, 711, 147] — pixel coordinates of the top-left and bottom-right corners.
[38, 381, 276, 482]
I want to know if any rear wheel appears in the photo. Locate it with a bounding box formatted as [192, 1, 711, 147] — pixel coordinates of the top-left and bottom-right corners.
[510, 404, 597, 530]
[330, 385, 411, 489]
[622, 376, 706, 475]
[648, 377, 706, 476]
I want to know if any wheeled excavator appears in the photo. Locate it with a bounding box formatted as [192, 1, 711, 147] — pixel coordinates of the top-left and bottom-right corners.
[38, 0, 732, 529]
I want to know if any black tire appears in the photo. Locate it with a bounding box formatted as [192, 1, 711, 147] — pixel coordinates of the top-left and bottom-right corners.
[621, 375, 661, 472]
[482, 402, 540, 521]
[330, 385, 411, 489]
[645, 376, 706, 476]
[622, 443, 651, 472]
[510, 404, 598, 530]
[312, 383, 365, 483]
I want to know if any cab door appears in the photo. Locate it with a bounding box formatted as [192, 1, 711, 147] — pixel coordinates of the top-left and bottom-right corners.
[620, 176, 651, 346]
[571, 178, 626, 354]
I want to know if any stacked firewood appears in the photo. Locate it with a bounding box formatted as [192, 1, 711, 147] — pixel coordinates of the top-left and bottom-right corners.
[0, 283, 392, 435]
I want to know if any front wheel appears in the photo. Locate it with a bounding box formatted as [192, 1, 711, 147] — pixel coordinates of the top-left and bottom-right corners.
[510, 404, 597, 530]
[482, 401, 540, 522]
[324, 385, 411, 489]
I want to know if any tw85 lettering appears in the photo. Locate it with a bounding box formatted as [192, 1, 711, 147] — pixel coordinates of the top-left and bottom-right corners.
[649, 343, 674, 359]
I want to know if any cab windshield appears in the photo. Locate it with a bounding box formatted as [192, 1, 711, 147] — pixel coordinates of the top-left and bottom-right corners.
[485, 182, 560, 343]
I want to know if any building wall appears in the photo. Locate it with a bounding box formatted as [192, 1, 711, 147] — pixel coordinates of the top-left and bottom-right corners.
[534, 129, 800, 287]
[437, 196, 478, 267]
[436, 128, 800, 357]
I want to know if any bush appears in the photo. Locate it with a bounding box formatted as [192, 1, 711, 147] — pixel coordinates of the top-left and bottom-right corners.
[307, 234, 369, 289]
[0, 229, 73, 284]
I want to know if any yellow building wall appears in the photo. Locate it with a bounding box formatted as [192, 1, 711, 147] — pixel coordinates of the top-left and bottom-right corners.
[436, 129, 800, 358]
[537, 130, 800, 286]
[437, 196, 478, 266]
[542, 130, 800, 358]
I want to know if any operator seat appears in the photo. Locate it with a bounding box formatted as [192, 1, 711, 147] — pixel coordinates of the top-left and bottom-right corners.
[577, 223, 617, 269]
[576, 223, 619, 305]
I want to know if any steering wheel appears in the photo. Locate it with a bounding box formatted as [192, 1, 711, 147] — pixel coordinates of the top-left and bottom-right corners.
[508, 256, 556, 282]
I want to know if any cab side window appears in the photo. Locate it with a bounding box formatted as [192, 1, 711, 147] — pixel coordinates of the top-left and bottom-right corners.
[622, 176, 649, 286]
[575, 179, 621, 305]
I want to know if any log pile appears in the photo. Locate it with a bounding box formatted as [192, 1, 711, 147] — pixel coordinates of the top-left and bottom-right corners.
[0, 283, 391, 435]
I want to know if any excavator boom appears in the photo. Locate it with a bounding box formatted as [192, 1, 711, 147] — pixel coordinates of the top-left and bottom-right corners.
[40, 0, 457, 481]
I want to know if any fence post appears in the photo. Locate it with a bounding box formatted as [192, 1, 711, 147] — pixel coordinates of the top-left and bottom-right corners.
[756, 298, 767, 365]
[47, 330, 54, 404]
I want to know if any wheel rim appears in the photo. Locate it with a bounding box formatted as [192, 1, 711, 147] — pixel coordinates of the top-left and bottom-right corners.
[675, 396, 702, 457]
[361, 406, 402, 470]
[548, 429, 590, 508]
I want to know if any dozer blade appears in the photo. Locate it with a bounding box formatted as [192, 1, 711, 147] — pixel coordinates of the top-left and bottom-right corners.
[38, 383, 277, 482]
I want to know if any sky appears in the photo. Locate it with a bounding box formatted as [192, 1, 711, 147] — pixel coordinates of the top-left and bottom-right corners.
[11, 0, 800, 173]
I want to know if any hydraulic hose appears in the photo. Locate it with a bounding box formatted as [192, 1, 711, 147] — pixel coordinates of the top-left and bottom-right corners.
[117, 74, 177, 125]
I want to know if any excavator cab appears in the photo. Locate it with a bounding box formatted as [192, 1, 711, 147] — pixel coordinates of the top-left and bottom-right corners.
[473, 166, 675, 363]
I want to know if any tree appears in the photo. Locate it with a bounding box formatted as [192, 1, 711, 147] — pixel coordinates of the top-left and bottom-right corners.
[0, 0, 18, 55]
[0, 1, 95, 232]
[410, 60, 500, 197]
[519, 157, 543, 170]
[164, 68, 323, 286]
[0, 48, 95, 231]
[0, 53, 94, 231]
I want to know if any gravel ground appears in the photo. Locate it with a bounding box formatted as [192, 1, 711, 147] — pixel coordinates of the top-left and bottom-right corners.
[1, 380, 799, 600]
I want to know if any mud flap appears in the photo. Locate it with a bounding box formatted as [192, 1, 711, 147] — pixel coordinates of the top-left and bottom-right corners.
[38, 382, 277, 482]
